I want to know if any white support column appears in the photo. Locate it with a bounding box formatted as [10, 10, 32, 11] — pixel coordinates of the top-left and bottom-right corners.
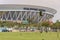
[26, 11, 30, 19]
[16, 11, 22, 21]
[33, 11, 37, 21]
[22, 11, 27, 20]
[14, 11, 17, 21]
[9, 11, 13, 21]
[21, 11, 22, 20]
[5, 12, 7, 20]
[30, 11, 32, 19]
[1, 15, 3, 20]
[37, 12, 40, 22]
[25, 11, 28, 20]
[6, 11, 10, 20]
[40, 13, 47, 22]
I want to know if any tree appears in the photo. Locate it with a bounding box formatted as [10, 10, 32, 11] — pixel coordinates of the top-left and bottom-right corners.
[40, 21, 50, 32]
[39, 11, 43, 16]
[54, 20, 60, 40]
[52, 20, 60, 30]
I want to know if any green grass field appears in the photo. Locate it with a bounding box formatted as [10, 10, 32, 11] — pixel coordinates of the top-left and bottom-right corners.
[0, 32, 60, 40]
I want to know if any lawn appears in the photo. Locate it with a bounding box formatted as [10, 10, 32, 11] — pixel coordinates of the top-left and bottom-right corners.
[0, 32, 60, 40]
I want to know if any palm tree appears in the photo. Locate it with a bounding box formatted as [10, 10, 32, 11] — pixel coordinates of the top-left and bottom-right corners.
[39, 11, 43, 16]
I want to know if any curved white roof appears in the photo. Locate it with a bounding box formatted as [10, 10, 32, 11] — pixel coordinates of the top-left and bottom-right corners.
[0, 0, 59, 22]
[0, 4, 57, 14]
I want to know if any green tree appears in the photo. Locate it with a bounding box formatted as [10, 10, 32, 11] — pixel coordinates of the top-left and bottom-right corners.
[39, 11, 43, 16]
[40, 21, 50, 32]
[54, 20, 60, 40]
[52, 20, 60, 30]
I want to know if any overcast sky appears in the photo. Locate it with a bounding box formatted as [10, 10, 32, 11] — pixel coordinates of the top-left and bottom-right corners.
[0, 0, 60, 22]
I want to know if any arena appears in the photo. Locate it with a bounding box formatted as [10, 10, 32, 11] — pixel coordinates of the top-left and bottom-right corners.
[0, 4, 57, 23]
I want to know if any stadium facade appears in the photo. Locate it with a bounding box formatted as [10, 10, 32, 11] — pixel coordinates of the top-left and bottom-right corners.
[0, 4, 57, 23]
